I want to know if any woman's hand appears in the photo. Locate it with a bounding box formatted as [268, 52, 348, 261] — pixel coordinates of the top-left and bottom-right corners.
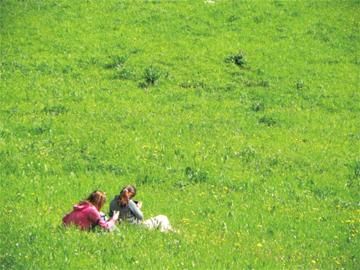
[112, 210, 120, 221]
[136, 201, 142, 209]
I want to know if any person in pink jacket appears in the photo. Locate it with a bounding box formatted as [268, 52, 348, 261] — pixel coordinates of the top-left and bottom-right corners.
[63, 190, 119, 231]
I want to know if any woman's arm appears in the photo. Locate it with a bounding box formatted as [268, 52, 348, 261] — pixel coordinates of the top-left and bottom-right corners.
[128, 200, 144, 220]
[88, 207, 118, 230]
[97, 216, 116, 230]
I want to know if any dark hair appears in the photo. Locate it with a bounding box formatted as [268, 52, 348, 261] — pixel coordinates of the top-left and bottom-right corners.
[121, 184, 136, 197]
[118, 184, 137, 205]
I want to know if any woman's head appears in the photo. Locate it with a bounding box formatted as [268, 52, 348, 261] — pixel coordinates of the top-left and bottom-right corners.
[86, 190, 106, 210]
[119, 184, 137, 200]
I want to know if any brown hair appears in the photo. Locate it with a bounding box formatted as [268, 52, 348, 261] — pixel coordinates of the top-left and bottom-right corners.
[84, 190, 106, 210]
[118, 184, 137, 205]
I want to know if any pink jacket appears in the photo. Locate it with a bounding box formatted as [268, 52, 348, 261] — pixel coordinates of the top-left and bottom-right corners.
[62, 202, 115, 230]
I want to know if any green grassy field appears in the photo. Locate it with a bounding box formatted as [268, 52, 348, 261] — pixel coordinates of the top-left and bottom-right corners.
[0, 0, 359, 269]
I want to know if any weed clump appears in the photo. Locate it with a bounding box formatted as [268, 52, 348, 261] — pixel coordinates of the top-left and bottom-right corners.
[296, 80, 305, 90]
[346, 160, 360, 191]
[114, 67, 135, 80]
[180, 81, 206, 89]
[225, 52, 247, 67]
[105, 55, 127, 69]
[244, 79, 270, 88]
[139, 65, 164, 88]
[258, 116, 276, 126]
[234, 146, 257, 162]
[185, 167, 208, 183]
[42, 105, 67, 115]
[174, 180, 190, 191]
[136, 173, 162, 185]
[251, 102, 265, 112]
[30, 124, 51, 135]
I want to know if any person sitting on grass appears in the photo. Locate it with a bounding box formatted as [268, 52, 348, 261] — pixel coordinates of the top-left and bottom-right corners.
[63, 190, 119, 231]
[109, 185, 175, 233]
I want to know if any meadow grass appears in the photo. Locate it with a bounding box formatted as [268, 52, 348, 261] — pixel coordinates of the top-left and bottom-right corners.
[0, 0, 359, 269]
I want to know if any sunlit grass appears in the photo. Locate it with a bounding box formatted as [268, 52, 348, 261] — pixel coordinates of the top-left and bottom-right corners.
[0, 0, 359, 269]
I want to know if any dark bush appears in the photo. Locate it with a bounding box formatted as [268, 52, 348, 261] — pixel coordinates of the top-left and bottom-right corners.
[139, 65, 164, 88]
[259, 116, 276, 126]
[144, 65, 161, 85]
[225, 52, 247, 67]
